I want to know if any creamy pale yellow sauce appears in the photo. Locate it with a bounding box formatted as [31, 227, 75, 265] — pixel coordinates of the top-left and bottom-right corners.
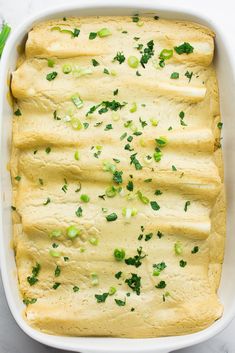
[10, 15, 225, 337]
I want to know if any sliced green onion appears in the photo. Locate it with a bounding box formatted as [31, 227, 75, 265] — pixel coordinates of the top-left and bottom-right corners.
[130, 102, 137, 113]
[97, 28, 112, 37]
[137, 190, 149, 204]
[112, 112, 120, 121]
[67, 225, 80, 239]
[105, 186, 117, 198]
[49, 229, 62, 238]
[109, 286, 117, 295]
[91, 272, 99, 286]
[137, 21, 144, 27]
[114, 248, 125, 261]
[63, 64, 72, 74]
[74, 150, 80, 160]
[153, 151, 162, 162]
[0, 23, 11, 57]
[174, 242, 183, 255]
[128, 56, 139, 68]
[49, 249, 61, 257]
[103, 161, 116, 173]
[159, 49, 173, 60]
[73, 66, 92, 78]
[122, 207, 138, 218]
[156, 136, 168, 147]
[80, 194, 90, 203]
[71, 117, 83, 130]
[89, 237, 99, 246]
[150, 118, 158, 126]
[71, 94, 83, 109]
[47, 59, 55, 67]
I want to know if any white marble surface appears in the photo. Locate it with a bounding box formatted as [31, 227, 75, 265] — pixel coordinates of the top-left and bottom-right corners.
[0, 0, 235, 352]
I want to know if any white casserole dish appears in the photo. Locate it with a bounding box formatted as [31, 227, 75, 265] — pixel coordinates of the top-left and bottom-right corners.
[1, 1, 235, 352]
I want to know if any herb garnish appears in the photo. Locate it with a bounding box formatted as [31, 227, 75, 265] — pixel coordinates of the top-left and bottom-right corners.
[115, 271, 122, 279]
[130, 153, 142, 170]
[73, 286, 80, 292]
[185, 71, 193, 82]
[92, 59, 100, 66]
[95, 292, 109, 303]
[46, 71, 58, 81]
[52, 282, 61, 290]
[171, 72, 179, 79]
[192, 246, 199, 254]
[174, 42, 194, 55]
[27, 263, 41, 286]
[86, 100, 126, 116]
[155, 280, 166, 289]
[125, 247, 146, 268]
[113, 51, 125, 64]
[150, 201, 160, 211]
[179, 260, 187, 267]
[115, 298, 126, 306]
[125, 273, 141, 295]
[55, 265, 61, 277]
[184, 200, 191, 212]
[140, 40, 154, 68]
[153, 262, 166, 276]
[14, 108, 22, 116]
[43, 197, 51, 205]
[76, 206, 83, 217]
[23, 298, 37, 306]
[106, 213, 118, 222]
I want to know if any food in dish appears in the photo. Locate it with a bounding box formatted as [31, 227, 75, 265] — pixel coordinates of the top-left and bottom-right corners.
[10, 15, 225, 337]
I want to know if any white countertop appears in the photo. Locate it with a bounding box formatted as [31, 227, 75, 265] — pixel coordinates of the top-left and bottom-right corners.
[0, 0, 234, 352]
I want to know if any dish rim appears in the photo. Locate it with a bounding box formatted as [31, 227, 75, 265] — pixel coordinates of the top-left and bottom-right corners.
[0, 1, 235, 352]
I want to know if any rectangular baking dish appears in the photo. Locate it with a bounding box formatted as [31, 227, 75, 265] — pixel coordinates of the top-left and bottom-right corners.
[1, 1, 235, 352]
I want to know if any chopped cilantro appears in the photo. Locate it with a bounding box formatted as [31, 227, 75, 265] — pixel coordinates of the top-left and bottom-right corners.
[75, 206, 83, 217]
[54, 265, 61, 277]
[113, 51, 125, 64]
[92, 59, 100, 66]
[105, 123, 113, 131]
[174, 42, 194, 55]
[115, 271, 122, 279]
[14, 108, 22, 116]
[185, 71, 193, 82]
[106, 213, 118, 222]
[153, 262, 166, 276]
[113, 89, 119, 96]
[113, 170, 123, 184]
[184, 200, 191, 212]
[155, 189, 162, 195]
[46, 71, 57, 81]
[95, 292, 109, 303]
[171, 72, 179, 79]
[73, 286, 80, 292]
[172, 165, 177, 171]
[145, 233, 153, 241]
[126, 180, 134, 191]
[43, 197, 51, 205]
[125, 273, 141, 295]
[150, 201, 160, 211]
[27, 263, 40, 286]
[125, 246, 146, 267]
[23, 298, 37, 306]
[130, 153, 142, 170]
[179, 259, 187, 267]
[103, 68, 110, 75]
[52, 282, 61, 290]
[89, 32, 97, 40]
[86, 100, 126, 116]
[157, 231, 164, 239]
[192, 246, 199, 254]
[217, 122, 223, 129]
[155, 280, 166, 289]
[115, 298, 126, 306]
[140, 40, 154, 68]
